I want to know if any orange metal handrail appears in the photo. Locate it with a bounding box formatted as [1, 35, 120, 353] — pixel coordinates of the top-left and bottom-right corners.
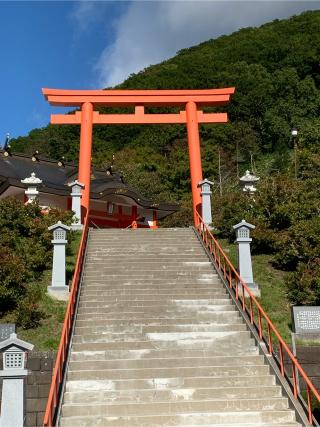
[195, 212, 320, 425]
[43, 215, 89, 427]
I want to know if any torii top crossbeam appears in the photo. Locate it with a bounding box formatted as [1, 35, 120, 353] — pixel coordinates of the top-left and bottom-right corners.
[42, 87, 235, 225]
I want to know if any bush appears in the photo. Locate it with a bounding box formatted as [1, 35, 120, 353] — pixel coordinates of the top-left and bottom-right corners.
[273, 217, 320, 270]
[16, 283, 44, 329]
[286, 259, 320, 305]
[0, 198, 73, 326]
[0, 246, 27, 313]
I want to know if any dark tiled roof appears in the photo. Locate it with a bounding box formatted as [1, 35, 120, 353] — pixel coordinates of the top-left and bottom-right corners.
[0, 150, 179, 214]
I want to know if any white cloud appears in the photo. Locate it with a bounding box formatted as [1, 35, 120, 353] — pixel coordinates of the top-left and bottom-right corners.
[77, 1, 320, 88]
[71, 1, 99, 31]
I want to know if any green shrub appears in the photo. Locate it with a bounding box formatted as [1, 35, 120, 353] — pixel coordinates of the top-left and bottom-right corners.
[273, 217, 320, 270]
[16, 283, 44, 329]
[0, 198, 73, 327]
[0, 246, 27, 313]
[286, 259, 320, 305]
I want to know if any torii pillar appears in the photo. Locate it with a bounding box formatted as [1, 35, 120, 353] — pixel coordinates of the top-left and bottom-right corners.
[78, 102, 93, 218]
[186, 101, 203, 222]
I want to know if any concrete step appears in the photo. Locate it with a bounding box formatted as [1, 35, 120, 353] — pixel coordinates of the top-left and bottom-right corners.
[84, 267, 215, 273]
[87, 244, 206, 247]
[89, 230, 195, 235]
[74, 314, 242, 327]
[67, 364, 270, 381]
[81, 279, 222, 286]
[76, 305, 237, 316]
[81, 284, 222, 290]
[78, 298, 232, 308]
[80, 284, 223, 290]
[65, 374, 274, 392]
[70, 347, 260, 362]
[71, 337, 256, 352]
[74, 324, 247, 335]
[81, 301, 236, 315]
[60, 412, 300, 426]
[71, 330, 251, 344]
[82, 273, 218, 280]
[61, 397, 289, 417]
[75, 312, 242, 322]
[63, 384, 282, 404]
[86, 255, 211, 261]
[86, 250, 208, 256]
[68, 355, 264, 371]
[80, 290, 228, 298]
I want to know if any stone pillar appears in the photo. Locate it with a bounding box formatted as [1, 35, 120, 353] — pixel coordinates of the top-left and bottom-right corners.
[47, 221, 70, 299]
[0, 333, 34, 427]
[198, 179, 214, 227]
[68, 180, 85, 230]
[233, 219, 260, 297]
[21, 172, 42, 204]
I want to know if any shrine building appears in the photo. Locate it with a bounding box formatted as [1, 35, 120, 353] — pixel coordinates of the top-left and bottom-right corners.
[0, 149, 178, 228]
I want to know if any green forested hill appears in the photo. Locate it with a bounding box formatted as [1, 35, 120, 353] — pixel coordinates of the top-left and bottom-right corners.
[8, 10, 320, 306]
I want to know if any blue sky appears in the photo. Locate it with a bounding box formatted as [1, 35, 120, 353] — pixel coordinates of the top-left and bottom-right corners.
[1, 1, 320, 145]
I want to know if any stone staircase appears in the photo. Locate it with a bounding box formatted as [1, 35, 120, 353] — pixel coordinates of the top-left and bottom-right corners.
[59, 228, 302, 426]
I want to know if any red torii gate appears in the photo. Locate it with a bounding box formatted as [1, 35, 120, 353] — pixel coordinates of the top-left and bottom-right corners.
[42, 87, 235, 225]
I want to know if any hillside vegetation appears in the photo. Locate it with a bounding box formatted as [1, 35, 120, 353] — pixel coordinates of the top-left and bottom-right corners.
[10, 10, 320, 306]
[0, 199, 73, 332]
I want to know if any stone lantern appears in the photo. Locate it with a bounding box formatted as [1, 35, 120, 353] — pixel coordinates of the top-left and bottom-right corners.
[0, 333, 33, 427]
[21, 172, 42, 203]
[68, 180, 84, 230]
[47, 221, 70, 298]
[198, 179, 214, 227]
[233, 219, 260, 296]
[239, 170, 259, 195]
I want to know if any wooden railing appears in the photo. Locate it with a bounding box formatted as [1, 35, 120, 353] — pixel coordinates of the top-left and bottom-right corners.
[195, 212, 320, 425]
[43, 215, 89, 427]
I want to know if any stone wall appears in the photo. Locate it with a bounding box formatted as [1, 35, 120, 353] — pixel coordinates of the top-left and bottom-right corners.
[284, 346, 320, 391]
[25, 351, 55, 427]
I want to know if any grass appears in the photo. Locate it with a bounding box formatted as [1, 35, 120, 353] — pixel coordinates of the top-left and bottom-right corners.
[219, 239, 292, 343]
[18, 232, 82, 350]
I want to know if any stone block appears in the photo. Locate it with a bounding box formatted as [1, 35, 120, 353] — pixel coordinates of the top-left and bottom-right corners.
[26, 384, 39, 398]
[41, 358, 53, 371]
[35, 371, 52, 384]
[26, 398, 47, 412]
[27, 358, 41, 371]
[39, 383, 50, 398]
[37, 412, 45, 426]
[27, 374, 37, 385]
[25, 412, 37, 427]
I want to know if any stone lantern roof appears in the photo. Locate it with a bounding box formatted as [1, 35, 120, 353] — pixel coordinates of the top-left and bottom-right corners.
[48, 220, 70, 232]
[197, 178, 214, 187]
[21, 172, 42, 185]
[233, 219, 255, 231]
[239, 170, 260, 184]
[0, 333, 34, 352]
[67, 180, 85, 188]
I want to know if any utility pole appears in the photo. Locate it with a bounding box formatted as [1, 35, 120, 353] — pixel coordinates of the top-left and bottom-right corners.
[218, 148, 223, 196]
[236, 140, 239, 178]
[291, 128, 298, 179]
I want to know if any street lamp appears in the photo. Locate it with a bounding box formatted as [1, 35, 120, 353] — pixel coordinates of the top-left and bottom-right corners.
[291, 128, 298, 179]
